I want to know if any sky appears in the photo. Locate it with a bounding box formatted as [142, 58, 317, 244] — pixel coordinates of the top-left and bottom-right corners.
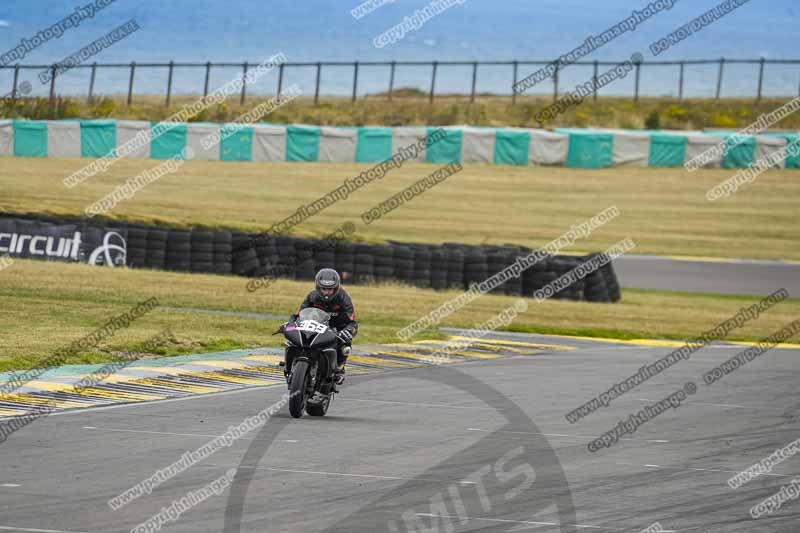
[0, 0, 797, 98]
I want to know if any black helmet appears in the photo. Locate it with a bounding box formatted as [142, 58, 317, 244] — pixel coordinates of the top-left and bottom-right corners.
[315, 268, 341, 302]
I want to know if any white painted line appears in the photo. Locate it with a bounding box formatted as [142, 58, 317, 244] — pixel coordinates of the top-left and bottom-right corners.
[466, 427, 669, 444]
[205, 463, 476, 485]
[642, 463, 793, 477]
[413, 513, 646, 531]
[0, 484, 21, 487]
[341, 398, 502, 410]
[83, 427, 225, 438]
[0, 526, 89, 533]
[637, 398, 746, 409]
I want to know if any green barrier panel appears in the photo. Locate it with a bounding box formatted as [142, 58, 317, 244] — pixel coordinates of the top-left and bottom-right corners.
[150, 122, 188, 159]
[356, 127, 393, 162]
[13, 120, 47, 157]
[648, 134, 686, 167]
[286, 125, 320, 162]
[80, 120, 116, 158]
[721, 135, 756, 169]
[220, 125, 253, 161]
[783, 134, 800, 168]
[493, 129, 530, 165]
[426, 128, 462, 163]
[762, 133, 800, 168]
[565, 132, 613, 168]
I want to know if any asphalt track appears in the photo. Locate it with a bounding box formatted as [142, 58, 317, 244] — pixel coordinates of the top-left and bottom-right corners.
[1, 330, 798, 533]
[615, 255, 800, 297]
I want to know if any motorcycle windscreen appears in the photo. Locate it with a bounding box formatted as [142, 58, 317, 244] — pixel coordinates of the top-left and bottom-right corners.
[297, 307, 330, 323]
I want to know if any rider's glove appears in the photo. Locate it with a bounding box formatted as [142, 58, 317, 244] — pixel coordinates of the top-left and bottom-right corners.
[337, 329, 353, 344]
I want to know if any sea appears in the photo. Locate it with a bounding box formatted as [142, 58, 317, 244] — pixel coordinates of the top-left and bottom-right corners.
[0, 0, 797, 99]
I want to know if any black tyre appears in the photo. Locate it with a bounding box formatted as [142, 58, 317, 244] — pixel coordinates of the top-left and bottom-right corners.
[315, 249, 336, 270]
[353, 253, 374, 285]
[293, 239, 316, 280]
[599, 260, 621, 302]
[372, 245, 394, 282]
[306, 394, 330, 416]
[584, 270, 610, 303]
[213, 230, 232, 247]
[413, 249, 432, 288]
[391, 245, 414, 282]
[213, 262, 232, 274]
[288, 360, 309, 419]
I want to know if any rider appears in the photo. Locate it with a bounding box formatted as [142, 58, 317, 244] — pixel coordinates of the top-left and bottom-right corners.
[288, 268, 357, 385]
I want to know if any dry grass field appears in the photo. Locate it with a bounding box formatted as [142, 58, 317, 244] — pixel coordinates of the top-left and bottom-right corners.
[0, 157, 797, 260]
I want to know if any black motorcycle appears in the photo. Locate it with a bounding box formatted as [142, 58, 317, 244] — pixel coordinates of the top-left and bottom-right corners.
[275, 307, 339, 418]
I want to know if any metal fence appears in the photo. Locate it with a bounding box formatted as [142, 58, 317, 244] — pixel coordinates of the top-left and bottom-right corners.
[2, 57, 800, 107]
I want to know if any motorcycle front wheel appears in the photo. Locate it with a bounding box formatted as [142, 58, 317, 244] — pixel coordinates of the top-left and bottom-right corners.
[288, 360, 309, 418]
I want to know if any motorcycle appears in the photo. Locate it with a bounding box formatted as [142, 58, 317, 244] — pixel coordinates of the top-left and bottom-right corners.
[275, 307, 340, 418]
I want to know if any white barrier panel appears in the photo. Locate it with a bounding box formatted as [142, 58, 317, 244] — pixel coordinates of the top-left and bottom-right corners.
[391, 127, 427, 162]
[318, 127, 357, 162]
[529, 129, 568, 165]
[0, 120, 12, 157]
[684, 134, 723, 168]
[251, 124, 287, 162]
[460, 126, 495, 164]
[609, 130, 651, 167]
[755, 135, 788, 169]
[47, 121, 81, 158]
[185, 123, 221, 161]
[116, 121, 152, 159]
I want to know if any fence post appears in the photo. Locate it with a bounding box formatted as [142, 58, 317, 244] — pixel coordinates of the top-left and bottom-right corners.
[756, 57, 765, 102]
[203, 62, 211, 98]
[127, 61, 136, 107]
[314, 62, 321, 104]
[593, 60, 599, 102]
[511, 61, 518, 105]
[634, 59, 641, 102]
[240, 61, 248, 105]
[715, 58, 725, 100]
[552, 61, 559, 103]
[48, 65, 57, 107]
[678, 61, 684, 100]
[430, 61, 438, 103]
[388, 60, 396, 100]
[11, 64, 19, 103]
[277, 63, 284, 97]
[470, 61, 477, 103]
[88, 62, 97, 103]
[351, 61, 359, 103]
[166, 60, 174, 107]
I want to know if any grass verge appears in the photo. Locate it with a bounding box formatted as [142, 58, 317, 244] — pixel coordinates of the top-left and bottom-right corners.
[1, 259, 798, 372]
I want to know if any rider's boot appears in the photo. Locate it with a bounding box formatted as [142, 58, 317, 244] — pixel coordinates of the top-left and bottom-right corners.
[333, 346, 350, 385]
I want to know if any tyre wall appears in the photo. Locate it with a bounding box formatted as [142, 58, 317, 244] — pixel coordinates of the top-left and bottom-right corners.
[0, 214, 621, 303]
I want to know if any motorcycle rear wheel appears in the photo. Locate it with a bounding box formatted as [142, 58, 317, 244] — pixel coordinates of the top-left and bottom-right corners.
[288, 360, 309, 418]
[306, 393, 331, 416]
